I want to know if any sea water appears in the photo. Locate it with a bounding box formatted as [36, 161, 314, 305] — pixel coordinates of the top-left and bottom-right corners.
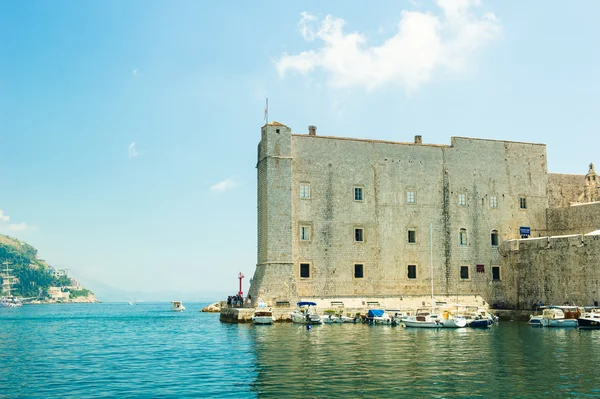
[1, 303, 600, 398]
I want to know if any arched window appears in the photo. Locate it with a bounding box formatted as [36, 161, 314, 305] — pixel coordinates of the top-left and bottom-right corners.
[459, 228, 468, 246]
[491, 230, 499, 246]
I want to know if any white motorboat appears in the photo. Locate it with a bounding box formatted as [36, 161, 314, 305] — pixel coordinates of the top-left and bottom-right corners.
[291, 301, 322, 324]
[402, 309, 443, 328]
[171, 301, 185, 312]
[252, 302, 275, 324]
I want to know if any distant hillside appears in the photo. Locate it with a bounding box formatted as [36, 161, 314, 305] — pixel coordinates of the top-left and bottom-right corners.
[0, 234, 93, 300]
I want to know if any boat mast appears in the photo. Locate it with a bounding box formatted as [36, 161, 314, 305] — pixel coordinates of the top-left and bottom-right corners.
[430, 223, 434, 313]
[2, 261, 13, 298]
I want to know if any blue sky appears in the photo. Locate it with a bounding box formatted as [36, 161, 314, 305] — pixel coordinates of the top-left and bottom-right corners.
[1, 1, 598, 301]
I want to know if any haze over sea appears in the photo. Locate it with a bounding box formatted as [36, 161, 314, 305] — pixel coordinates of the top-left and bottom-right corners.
[1, 303, 599, 398]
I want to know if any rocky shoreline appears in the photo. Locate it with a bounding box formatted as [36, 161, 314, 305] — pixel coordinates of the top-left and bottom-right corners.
[26, 295, 101, 304]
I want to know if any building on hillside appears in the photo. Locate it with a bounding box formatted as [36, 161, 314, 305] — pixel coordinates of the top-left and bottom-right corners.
[247, 122, 600, 309]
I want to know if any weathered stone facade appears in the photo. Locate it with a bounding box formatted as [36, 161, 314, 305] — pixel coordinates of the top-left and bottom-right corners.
[248, 122, 599, 309]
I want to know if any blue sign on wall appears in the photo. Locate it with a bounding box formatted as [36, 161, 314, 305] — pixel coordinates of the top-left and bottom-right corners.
[520, 226, 531, 236]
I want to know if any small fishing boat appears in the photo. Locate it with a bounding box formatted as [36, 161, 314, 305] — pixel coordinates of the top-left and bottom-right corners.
[171, 301, 185, 312]
[252, 300, 275, 324]
[291, 302, 322, 324]
[366, 309, 394, 325]
[528, 306, 580, 327]
[402, 309, 443, 328]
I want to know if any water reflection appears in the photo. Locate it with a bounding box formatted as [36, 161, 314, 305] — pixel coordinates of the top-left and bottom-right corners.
[248, 322, 600, 398]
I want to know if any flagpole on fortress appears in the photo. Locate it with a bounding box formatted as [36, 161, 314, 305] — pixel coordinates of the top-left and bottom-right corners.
[264, 98, 268, 124]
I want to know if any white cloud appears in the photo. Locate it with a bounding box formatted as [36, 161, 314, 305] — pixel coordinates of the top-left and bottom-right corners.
[0, 210, 36, 232]
[132, 68, 140, 77]
[276, 0, 501, 92]
[7, 222, 29, 232]
[128, 142, 139, 159]
[210, 178, 239, 192]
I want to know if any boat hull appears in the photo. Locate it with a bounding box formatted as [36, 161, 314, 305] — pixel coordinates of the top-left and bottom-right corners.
[403, 320, 442, 328]
[252, 316, 275, 325]
[441, 318, 467, 328]
[578, 317, 600, 329]
[542, 318, 578, 327]
[468, 319, 491, 328]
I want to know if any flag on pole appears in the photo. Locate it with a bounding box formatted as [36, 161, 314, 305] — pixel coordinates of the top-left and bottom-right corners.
[264, 98, 268, 124]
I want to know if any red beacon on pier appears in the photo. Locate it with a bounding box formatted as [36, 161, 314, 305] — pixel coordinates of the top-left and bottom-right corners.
[238, 272, 245, 297]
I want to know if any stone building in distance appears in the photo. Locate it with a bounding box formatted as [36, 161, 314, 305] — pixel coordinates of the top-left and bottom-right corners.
[248, 122, 600, 310]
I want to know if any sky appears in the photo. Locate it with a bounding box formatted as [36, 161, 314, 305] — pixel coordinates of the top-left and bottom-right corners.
[1, 1, 599, 301]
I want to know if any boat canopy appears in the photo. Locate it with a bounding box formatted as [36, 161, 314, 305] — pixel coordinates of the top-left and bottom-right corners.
[368, 309, 385, 317]
[297, 301, 317, 307]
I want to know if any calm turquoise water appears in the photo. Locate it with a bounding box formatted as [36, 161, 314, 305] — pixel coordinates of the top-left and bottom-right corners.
[2, 303, 600, 398]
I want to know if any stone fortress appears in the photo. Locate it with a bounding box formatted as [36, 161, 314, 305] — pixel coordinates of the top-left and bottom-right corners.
[247, 122, 600, 311]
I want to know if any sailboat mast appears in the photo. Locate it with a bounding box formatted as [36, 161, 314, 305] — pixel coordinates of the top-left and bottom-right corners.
[430, 223, 434, 312]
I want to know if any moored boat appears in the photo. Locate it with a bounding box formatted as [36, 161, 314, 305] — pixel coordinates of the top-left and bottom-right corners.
[291, 302, 322, 324]
[1, 262, 23, 308]
[366, 309, 394, 325]
[252, 299, 275, 324]
[578, 308, 600, 329]
[402, 309, 443, 328]
[171, 301, 185, 311]
[528, 306, 580, 327]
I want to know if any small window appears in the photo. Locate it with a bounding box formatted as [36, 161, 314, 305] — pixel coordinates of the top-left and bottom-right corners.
[460, 266, 469, 279]
[407, 265, 417, 279]
[458, 194, 466, 206]
[407, 191, 415, 204]
[459, 228, 468, 246]
[354, 264, 364, 278]
[491, 230, 499, 246]
[354, 187, 363, 201]
[490, 196, 498, 208]
[519, 197, 527, 209]
[408, 229, 416, 244]
[354, 228, 364, 242]
[476, 264, 485, 273]
[492, 266, 501, 281]
[300, 184, 310, 199]
[300, 226, 311, 241]
[276, 129, 280, 134]
[300, 263, 310, 278]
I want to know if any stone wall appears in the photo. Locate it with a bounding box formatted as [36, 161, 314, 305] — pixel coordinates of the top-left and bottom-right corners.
[544, 201, 600, 236]
[500, 234, 600, 308]
[547, 173, 583, 208]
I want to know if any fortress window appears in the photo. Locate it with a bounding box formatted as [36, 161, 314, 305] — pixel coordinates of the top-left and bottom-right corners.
[491, 230, 499, 246]
[519, 197, 527, 209]
[300, 184, 310, 199]
[492, 266, 501, 281]
[300, 263, 310, 278]
[490, 196, 498, 208]
[408, 229, 416, 244]
[460, 266, 470, 279]
[354, 228, 364, 242]
[407, 190, 415, 204]
[354, 187, 363, 201]
[354, 264, 364, 278]
[407, 265, 417, 279]
[300, 226, 311, 241]
[459, 229, 468, 246]
[458, 194, 466, 206]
